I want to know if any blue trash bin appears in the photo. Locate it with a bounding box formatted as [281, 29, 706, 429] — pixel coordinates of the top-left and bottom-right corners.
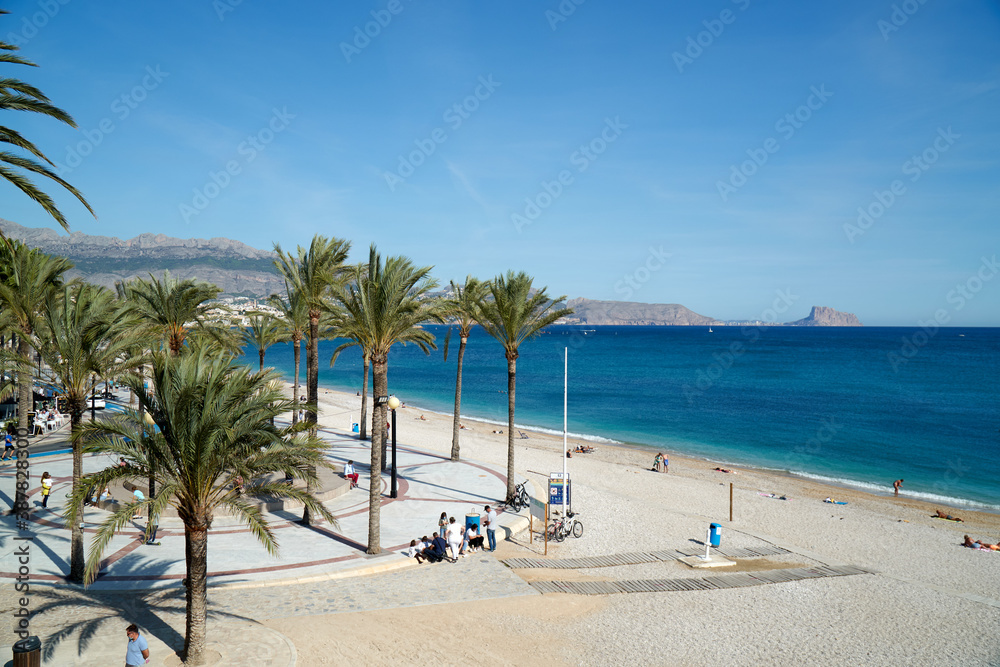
[465, 513, 481, 532]
[352, 423, 359, 433]
[709, 523, 722, 548]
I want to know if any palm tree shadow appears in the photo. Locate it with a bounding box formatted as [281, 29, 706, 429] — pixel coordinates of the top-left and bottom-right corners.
[30, 577, 258, 663]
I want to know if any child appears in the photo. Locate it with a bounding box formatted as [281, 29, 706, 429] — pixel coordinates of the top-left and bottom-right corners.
[40, 472, 53, 508]
[403, 539, 426, 563]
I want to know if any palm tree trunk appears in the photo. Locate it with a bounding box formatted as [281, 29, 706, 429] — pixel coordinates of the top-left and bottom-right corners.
[302, 314, 319, 525]
[360, 353, 369, 440]
[506, 354, 517, 501]
[368, 355, 387, 554]
[292, 337, 301, 426]
[258, 349, 265, 373]
[450, 335, 468, 461]
[16, 336, 31, 435]
[183, 520, 209, 665]
[68, 399, 85, 582]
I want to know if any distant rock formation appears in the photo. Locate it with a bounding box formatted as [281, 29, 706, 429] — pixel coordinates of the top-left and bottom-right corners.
[785, 306, 862, 326]
[0, 219, 284, 297]
[565, 298, 716, 326]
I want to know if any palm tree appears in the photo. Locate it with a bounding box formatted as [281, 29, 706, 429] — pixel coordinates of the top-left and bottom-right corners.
[1, 18, 95, 231]
[118, 272, 236, 356]
[35, 282, 138, 582]
[0, 241, 71, 434]
[332, 244, 442, 554]
[117, 272, 237, 523]
[67, 350, 337, 665]
[443, 277, 487, 461]
[269, 286, 308, 425]
[243, 312, 285, 373]
[273, 235, 350, 525]
[475, 272, 573, 501]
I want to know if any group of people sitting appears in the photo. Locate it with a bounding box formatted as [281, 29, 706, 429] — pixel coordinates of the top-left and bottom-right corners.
[404, 516, 485, 563]
[963, 535, 999, 550]
[34, 408, 62, 432]
[566, 445, 596, 458]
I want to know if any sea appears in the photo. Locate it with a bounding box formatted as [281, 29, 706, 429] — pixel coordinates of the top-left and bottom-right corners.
[243, 325, 1000, 513]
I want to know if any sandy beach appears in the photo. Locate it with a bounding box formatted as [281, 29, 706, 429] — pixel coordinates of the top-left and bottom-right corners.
[268, 383, 1000, 666]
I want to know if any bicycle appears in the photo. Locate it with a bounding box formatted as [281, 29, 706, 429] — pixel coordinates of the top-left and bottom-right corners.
[548, 510, 583, 541]
[503, 482, 530, 512]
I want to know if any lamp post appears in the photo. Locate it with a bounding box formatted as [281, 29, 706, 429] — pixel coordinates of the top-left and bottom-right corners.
[387, 395, 400, 498]
[34, 352, 41, 412]
[143, 411, 156, 524]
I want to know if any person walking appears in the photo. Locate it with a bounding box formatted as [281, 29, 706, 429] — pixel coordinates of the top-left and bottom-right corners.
[124, 623, 150, 666]
[483, 505, 498, 552]
[2, 432, 14, 461]
[40, 472, 52, 508]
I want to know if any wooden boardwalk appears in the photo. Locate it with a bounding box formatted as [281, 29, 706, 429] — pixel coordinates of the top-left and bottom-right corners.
[503, 544, 791, 570]
[528, 564, 873, 595]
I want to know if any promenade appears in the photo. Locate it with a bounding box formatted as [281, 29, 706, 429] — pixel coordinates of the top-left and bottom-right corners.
[0, 413, 539, 665]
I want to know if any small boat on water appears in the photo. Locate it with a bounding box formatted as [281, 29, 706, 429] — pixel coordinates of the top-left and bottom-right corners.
[708, 327, 713, 333]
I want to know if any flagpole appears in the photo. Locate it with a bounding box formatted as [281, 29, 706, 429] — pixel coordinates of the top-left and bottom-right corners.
[562, 346, 568, 516]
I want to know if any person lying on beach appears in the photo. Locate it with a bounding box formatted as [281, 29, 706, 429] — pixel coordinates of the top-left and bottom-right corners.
[963, 535, 999, 550]
[419, 415, 427, 421]
[713, 467, 735, 474]
[934, 510, 963, 522]
[823, 497, 848, 505]
[575, 445, 595, 454]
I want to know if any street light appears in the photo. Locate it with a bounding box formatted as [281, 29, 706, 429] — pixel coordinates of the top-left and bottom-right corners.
[387, 395, 400, 498]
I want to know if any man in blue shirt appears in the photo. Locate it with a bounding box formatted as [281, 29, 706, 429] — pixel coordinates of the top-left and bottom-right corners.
[125, 623, 150, 666]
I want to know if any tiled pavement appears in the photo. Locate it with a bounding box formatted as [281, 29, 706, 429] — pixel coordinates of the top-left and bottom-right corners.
[14, 553, 535, 666]
[0, 421, 538, 665]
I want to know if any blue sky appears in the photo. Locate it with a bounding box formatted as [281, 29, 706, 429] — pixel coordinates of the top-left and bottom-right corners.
[3, 1, 999, 325]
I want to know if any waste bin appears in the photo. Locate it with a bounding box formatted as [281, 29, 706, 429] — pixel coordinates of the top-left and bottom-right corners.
[352, 423, 359, 433]
[13, 636, 41, 667]
[465, 512, 481, 532]
[709, 523, 722, 548]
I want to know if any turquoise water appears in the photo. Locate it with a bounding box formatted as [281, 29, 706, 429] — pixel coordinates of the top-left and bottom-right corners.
[245, 325, 1000, 511]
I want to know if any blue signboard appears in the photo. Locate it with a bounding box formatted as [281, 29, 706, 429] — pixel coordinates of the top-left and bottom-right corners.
[548, 473, 571, 508]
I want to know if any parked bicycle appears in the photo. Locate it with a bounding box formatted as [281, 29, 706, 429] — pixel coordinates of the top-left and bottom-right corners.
[548, 511, 583, 541]
[502, 482, 530, 512]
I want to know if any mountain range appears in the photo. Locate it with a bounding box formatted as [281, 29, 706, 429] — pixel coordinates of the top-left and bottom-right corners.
[0, 220, 862, 325]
